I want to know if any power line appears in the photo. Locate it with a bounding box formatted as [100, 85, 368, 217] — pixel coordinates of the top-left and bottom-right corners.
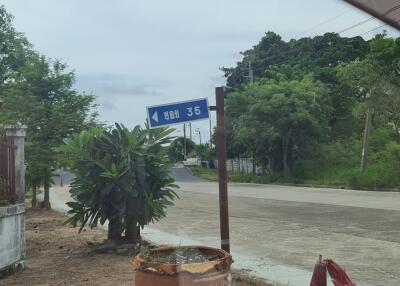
[357, 17, 400, 37]
[337, 16, 375, 34]
[302, 9, 352, 36]
[359, 23, 387, 36]
[338, 4, 400, 35]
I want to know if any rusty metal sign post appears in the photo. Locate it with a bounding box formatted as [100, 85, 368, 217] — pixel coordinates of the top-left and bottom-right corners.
[210, 86, 230, 253]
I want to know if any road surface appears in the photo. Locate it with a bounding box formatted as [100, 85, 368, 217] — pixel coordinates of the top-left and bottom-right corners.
[50, 165, 400, 286]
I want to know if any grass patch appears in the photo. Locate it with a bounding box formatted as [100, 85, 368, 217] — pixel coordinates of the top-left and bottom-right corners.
[191, 166, 219, 181]
[190, 166, 400, 191]
[348, 163, 400, 190]
[190, 167, 278, 184]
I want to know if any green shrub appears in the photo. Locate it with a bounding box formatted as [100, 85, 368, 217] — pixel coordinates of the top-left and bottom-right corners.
[61, 123, 178, 242]
[229, 173, 254, 183]
[349, 163, 400, 189]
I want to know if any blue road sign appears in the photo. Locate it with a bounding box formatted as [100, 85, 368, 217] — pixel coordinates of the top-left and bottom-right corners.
[147, 98, 209, 128]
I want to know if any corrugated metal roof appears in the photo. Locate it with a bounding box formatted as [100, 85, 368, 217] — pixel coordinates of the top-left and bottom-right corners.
[344, 0, 400, 31]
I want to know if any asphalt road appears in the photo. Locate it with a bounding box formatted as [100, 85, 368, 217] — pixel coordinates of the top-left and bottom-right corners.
[150, 165, 400, 286]
[50, 166, 400, 286]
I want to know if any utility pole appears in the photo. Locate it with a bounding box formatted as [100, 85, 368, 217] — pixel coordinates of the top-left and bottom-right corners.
[196, 128, 202, 145]
[209, 119, 212, 147]
[361, 108, 372, 172]
[183, 123, 187, 159]
[249, 61, 254, 84]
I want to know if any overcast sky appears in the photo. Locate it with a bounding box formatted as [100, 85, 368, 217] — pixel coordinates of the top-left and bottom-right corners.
[2, 0, 399, 143]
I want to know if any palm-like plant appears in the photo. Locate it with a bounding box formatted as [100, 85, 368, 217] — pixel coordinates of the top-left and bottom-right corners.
[61, 123, 177, 242]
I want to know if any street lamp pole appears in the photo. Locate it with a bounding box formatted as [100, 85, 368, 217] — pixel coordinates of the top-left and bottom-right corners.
[209, 119, 212, 147]
[183, 124, 187, 159]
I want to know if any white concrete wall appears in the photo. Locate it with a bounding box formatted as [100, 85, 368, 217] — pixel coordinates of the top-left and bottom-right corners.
[0, 204, 25, 271]
[213, 158, 263, 174]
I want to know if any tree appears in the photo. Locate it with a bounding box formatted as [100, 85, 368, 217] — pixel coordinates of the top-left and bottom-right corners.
[367, 34, 400, 131]
[221, 31, 400, 187]
[1, 53, 98, 209]
[222, 32, 368, 89]
[232, 75, 331, 176]
[61, 124, 178, 243]
[337, 33, 400, 171]
[222, 32, 369, 159]
[0, 6, 31, 91]
[194, 143, 215, 161]
[167, 137, 195, 162]
[0, 6, 98, 208]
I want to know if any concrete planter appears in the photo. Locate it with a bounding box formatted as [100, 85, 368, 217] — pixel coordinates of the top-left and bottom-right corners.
[134, 246, 232, 286]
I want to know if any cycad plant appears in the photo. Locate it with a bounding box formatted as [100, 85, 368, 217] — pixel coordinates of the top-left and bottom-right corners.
[61, 123, 177, 242]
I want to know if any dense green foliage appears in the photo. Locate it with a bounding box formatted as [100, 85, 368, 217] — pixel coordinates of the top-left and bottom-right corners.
[194, 143, 216, 161]
[229, 75, 331, 176]
[223, 31, 400, 189]
[0, 6, 98, 207]
[61, 124, 178, 242]
[167, 136, 215, 162]
[167, 137, 195, 161]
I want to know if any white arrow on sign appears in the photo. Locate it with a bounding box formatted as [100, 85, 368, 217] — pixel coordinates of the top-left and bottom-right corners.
[152, 112, 159, 123]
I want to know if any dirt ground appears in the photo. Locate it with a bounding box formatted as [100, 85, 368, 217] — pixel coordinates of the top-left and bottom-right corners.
[0, 208, 274, 286]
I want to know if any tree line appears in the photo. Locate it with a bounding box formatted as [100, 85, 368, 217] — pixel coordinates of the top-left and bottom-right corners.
[222, 31, 400, 189]
[0, 6, 98, 208]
